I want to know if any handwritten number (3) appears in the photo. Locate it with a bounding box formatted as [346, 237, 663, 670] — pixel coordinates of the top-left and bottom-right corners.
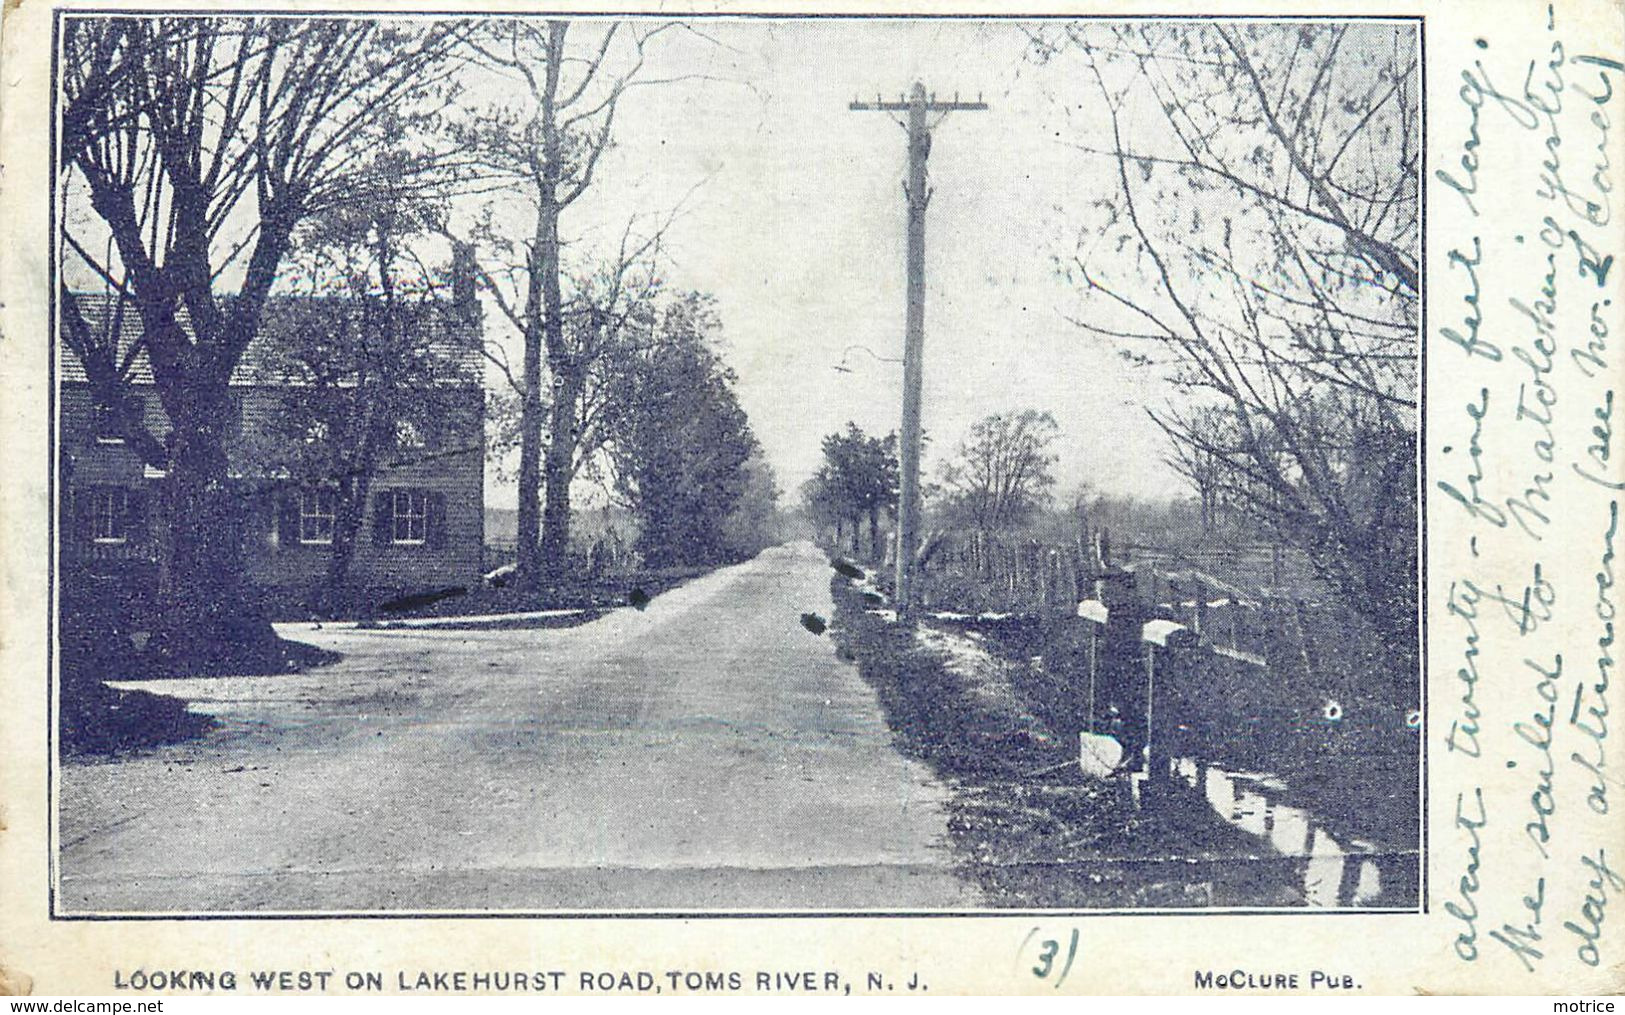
[1027, 928, 1081, 988]
[1032, 938, 1057, 980]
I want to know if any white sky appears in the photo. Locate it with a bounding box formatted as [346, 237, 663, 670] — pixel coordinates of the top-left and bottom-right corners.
[472, 18, 1183, 509]
[60, 17, 1192, 511]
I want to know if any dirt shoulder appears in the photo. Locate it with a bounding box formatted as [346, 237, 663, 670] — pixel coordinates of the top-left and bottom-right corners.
[826, 569, 1309, 909]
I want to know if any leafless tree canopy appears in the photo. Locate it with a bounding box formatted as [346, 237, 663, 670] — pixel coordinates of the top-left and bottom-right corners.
[62, 19, 469, 406]
[1032, 22, 1419, 662]
[939, 410, 1061, 532]
[451, 19, 688, 583]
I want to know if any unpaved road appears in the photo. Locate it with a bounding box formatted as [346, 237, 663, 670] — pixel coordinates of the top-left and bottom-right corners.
[57, 542, 976, 913]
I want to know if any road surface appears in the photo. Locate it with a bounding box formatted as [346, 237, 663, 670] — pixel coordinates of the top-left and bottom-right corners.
[57, 542, 976, 913]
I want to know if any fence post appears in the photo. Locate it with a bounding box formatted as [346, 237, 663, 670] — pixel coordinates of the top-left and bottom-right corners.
[1141, 619, 1196, 791]
[1064, 547, 1080, 609]
[1076, 598, 1110, 734]
[1087, 619, 1099, 730]
[1295, 598, 1319, 679]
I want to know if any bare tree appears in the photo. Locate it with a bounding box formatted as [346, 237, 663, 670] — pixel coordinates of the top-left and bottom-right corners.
[1032, 22, 1419, 667]
[60, 16, 470, 652]
[938, 410, 1060, 532]
[250, 161, 478, 599]
[480, 223, 668, 535]
[1161, 405, 1235, 534]
[452, 20, 689, 585]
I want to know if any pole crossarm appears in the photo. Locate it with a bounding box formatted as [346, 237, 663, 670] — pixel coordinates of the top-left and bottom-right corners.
[849, 100, 989, 112]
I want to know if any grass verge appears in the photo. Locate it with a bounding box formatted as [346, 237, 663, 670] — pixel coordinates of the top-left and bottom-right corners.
[827, 571, 1309, 908]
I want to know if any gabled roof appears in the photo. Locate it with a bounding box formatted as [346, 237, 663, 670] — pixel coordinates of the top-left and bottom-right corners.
[60, 291, 482, 388]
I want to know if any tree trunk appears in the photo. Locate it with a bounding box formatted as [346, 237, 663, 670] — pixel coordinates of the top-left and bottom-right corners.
[533, 19, 572, 585]
[328, 228, 393, 601]
[327, 468, 374, 600]
[155, 387, 272, 659]
[516, 314, 545, 584]
[869, 507, 880, 563]
[540, 361, 581, 580]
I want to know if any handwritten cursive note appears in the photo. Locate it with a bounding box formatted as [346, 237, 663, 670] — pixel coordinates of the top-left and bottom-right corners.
[1434, 0, 1621, 985]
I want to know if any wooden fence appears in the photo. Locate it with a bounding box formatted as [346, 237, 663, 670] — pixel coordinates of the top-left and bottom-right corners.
[483, 532, 637, 577]
[915, 530, 1097, 614]
[903, 528, 1417, 864]
[914, 529, 1323, 629]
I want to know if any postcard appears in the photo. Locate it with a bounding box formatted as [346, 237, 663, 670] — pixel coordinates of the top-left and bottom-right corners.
[0, 0, 1619, 995]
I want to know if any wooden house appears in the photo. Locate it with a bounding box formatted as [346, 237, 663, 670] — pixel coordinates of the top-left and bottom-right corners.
[59, 284, 485, 609]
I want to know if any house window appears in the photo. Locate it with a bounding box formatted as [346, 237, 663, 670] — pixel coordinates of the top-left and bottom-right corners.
[299, 489, 336, 545]
[395, 419, 424, 450]
[392, 490, 428, 544]
[91, 487, 129, 543]
[93, 396, 142, 444]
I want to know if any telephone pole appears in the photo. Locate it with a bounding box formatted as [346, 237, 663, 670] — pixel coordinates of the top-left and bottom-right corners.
[850, 82, 988, 618]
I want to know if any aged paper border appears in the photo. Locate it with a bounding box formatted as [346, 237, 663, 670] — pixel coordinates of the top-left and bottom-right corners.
[3, 0, 1621, 995]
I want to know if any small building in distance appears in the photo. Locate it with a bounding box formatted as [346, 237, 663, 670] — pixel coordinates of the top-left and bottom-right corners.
[59, 281, 485, 613]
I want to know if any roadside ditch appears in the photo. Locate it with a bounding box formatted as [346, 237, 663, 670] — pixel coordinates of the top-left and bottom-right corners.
[827, 569, 1311, 909]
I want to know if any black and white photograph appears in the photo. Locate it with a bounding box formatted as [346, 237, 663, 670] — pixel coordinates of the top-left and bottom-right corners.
[49, 12, 1422, 916]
